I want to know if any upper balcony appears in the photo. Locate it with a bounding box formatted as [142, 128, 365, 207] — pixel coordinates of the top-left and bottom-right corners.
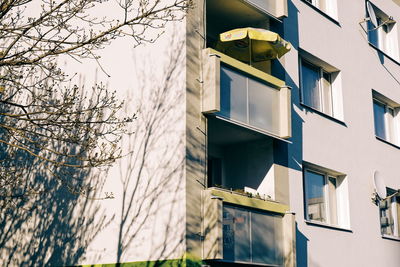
[204, 0, 292, 139]
[202, 47, 291, 139]
[206, 0, 288, 49]
[207, 0, 288, 31]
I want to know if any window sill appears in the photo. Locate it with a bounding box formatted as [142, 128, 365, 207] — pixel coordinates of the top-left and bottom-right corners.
[368, 43, 400, 66]
[209, 259, 281, 266]
[300, 103, 347, 126]
[375, 136, 400, 150]
[305, 220, 353, 232]
[382, 234, 400, 242]
[300, 0, 340, 26]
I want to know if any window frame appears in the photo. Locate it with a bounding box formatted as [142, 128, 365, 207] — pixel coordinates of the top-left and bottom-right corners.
[366, 1, 399, 61]
[373, 97, 398, 146]
[301, 0, 338, 21]
[379, 191, 400, 238]
[303, 167, 340, 226]
[299, 58, 334, 117]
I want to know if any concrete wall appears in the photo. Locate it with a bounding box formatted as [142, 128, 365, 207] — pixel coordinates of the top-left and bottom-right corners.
[285, 0, 400, 266]
[185, 0, 208, 260]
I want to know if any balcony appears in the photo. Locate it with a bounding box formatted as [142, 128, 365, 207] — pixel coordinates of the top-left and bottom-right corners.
[207, 0, 288, 27]
[202, 48, 291, 139]
[243, 0, 288, 18]
[206, 0, 289, 58]
[202, 188, 295, 266]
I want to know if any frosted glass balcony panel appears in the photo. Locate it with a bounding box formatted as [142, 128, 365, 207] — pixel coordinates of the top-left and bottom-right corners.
[248, 78, 280, 133]
[223, 205, 284, 265]
[223, 206, 251, 262]
[219, 65, 281, 135]
[251, 211, 283, 265]
[220, 66, 247, 123]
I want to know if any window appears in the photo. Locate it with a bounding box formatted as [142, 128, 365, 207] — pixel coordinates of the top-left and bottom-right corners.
[304, 166, 349, 228]
[300, 60, 334, 117]
[379, 189, 400, 238]
[223, 204, 283, 265]
[367, 1, 399, 60]
[303, 0, 338, 19]
[373, 97, 399, 146]
[299, 51, 344, 121]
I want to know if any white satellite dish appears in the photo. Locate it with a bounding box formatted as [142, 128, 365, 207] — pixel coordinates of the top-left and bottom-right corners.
[373, 171, 387, 199]
[366, 1, 378, 28]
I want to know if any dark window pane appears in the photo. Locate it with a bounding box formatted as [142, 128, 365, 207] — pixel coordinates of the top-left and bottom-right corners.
[305, 170, 326, 222]
[387, 107, 395, 143]
[207, 157, 222, 187]
[373, 100, 386, 140]
[301, 62, 321, 111]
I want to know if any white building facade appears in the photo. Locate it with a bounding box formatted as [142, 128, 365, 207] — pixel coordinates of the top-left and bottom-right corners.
[2, 1, 400, 267]
[189, 0, 400, 266]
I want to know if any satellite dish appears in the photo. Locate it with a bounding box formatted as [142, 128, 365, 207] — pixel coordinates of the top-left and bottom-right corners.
[366, 1, 378, 28]
[373, 171, 387, 199]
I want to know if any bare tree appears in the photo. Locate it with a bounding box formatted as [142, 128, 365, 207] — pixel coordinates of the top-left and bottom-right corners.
[0, 0, 191, 204]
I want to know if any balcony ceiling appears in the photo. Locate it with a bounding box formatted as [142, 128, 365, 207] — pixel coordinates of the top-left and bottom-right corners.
[207, 0, 269, 31]
[208, 116, 270, 146]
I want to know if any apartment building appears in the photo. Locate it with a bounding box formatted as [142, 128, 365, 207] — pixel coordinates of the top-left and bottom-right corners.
[2, 1, 400, 267]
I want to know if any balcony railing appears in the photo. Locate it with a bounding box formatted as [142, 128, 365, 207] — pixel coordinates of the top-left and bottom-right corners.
[202, 188, 295, 266]
[202, 48, 291, 139]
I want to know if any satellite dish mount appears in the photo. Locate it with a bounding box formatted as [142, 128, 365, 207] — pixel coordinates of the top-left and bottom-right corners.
[362, 1, 396, 31]
[372, 170, 387, 204]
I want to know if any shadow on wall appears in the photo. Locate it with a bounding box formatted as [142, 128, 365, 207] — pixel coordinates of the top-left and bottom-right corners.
[296, 222, 308, 267]
[112, 28, 189, 265]
[376, 50, 400, 85]
[284, 2, 309, 267]
[0, 131, 110, 266]
[272, 0, 303, 173]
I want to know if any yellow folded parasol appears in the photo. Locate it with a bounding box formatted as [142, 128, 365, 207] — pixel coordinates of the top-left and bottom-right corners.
[216, 27, 291, 64]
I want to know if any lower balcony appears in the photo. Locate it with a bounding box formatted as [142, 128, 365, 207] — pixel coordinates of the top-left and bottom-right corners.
[202, 188, 296, 267]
